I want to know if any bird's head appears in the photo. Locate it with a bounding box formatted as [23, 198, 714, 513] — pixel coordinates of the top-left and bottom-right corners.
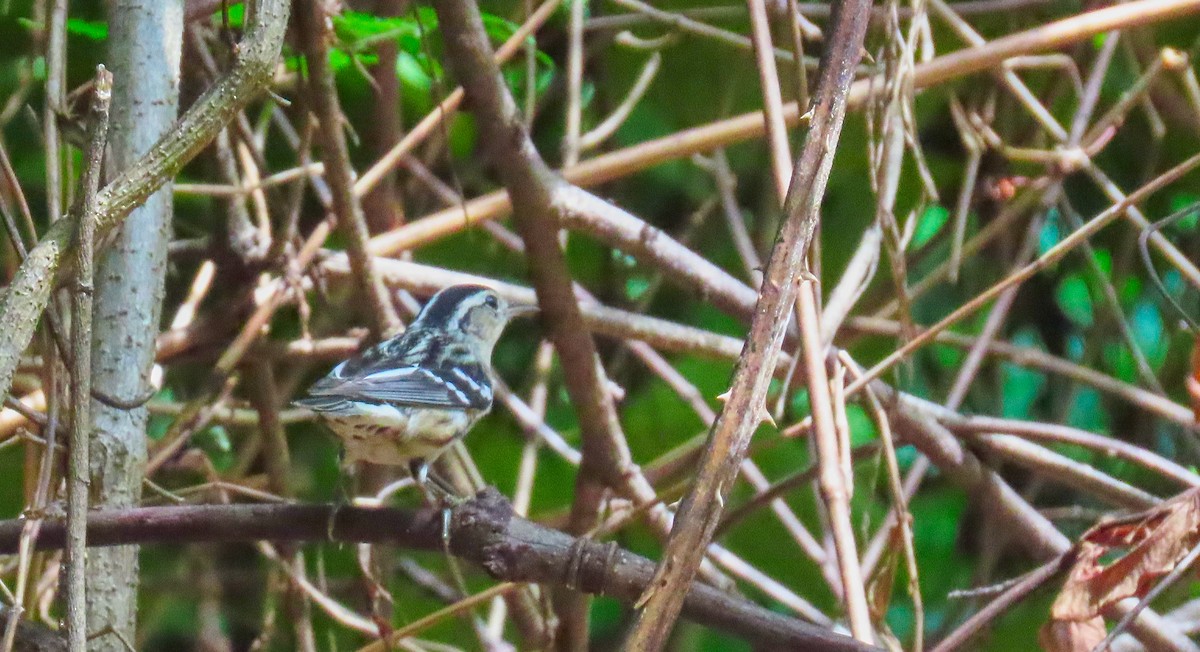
[414, 284, 537, 354]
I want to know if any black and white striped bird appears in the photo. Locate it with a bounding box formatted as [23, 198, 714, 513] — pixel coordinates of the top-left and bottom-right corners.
[296, 284, 535, 493]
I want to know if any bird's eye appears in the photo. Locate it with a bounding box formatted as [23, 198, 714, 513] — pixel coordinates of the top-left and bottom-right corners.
[484, 295, 499, 309]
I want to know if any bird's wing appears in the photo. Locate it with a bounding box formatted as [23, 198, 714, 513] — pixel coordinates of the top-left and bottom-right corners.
[306, 363, 492, 410]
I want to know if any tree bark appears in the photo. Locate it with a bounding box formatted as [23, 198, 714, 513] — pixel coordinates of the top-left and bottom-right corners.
[88, 2, 183, 646]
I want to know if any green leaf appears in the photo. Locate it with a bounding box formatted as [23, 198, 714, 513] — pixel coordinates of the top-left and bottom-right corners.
[1002, 329, 1047, 418]
[66, 18, 106, 41]
[789, 388, 811, 420]
[625, 277, 651, 301]
[1039, 209, 1062, 257]
[195, 426, 234, 471]
[327, 49, 358, 73]
[1067, 333, 1085, 362]
[145, 388, 175, 441]
[845, 403, 877, 447]
[1120, 276, 1142, 307]
[1068, 388, 1109, 434]
[333, 10, 432, 53]
[1091, 248, 1112, 277]
[909, 204, 948, 250]
[397, 49, 432, 95]
[1056, 274, 1094, 328]
[224, 3, 246, 27]
[1168, 193, 1200, 232]
[1130, 300, 1167, 370]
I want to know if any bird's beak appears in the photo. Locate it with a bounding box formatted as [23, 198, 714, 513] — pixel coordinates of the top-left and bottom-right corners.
[507, 303, 539, 318]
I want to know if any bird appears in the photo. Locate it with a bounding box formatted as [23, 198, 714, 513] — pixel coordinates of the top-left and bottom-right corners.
[295, 284, 535, 500]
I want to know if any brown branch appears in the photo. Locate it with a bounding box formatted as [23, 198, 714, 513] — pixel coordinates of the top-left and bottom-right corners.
[841, 316, 1194, 427]
[322, 255, 775, 367]
[624, 0, 871, 646]
[0, 493, 878, 652]
[296, 0, 400, 338]
[428, 1, 655, 647]
[65, 64, 112, 652]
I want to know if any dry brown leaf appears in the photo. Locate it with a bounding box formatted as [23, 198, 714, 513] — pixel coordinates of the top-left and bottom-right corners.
[1046, 488, 1200, 637]
[1039, 616, 1106, 652]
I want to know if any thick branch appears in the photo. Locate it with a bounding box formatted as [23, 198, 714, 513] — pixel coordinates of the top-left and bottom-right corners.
[430, 0, 638, 493]
[429, 2, 650, 645]
[0, 493, 877, 652]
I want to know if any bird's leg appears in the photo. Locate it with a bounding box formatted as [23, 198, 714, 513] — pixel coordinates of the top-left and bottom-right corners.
[327, 450, 358, 541]
[337, 449, 356, 503]
[408, 458, 466, 566]
[407, 458, 463, 508]
[411, 460, 473, 605]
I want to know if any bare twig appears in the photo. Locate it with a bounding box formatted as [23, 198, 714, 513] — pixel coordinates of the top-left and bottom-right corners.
[64, 64, 112, 652]
[930, 557, 1069, 652]
[563, 0, 585, 167]
[746, 0, 794, 200]
[43, 0, 67, 225]
[847, 150, 1200, 398]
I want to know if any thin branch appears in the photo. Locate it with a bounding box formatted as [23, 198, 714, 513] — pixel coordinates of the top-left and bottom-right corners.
[930, 557, 1069, 652]
[353, 0, 561, 197]
[842, 316, 1193, 427]
[43, 0, 67, 225]
[64, 64, 112, 652]
[563, 0, 585, 167]
[863, 372, 1197, 651]
[746, 0, 794, 201]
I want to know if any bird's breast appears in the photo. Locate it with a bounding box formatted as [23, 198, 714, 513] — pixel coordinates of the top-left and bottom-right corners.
[319, 402, 482, 466]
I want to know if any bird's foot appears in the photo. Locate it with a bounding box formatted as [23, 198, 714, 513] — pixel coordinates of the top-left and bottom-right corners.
[408, 459, 465, 509]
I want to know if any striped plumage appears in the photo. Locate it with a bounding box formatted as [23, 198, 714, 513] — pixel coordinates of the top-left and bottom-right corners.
[296, 284, 532, 484]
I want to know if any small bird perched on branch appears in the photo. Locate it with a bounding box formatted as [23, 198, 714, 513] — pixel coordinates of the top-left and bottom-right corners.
[296, 284, 536, 500]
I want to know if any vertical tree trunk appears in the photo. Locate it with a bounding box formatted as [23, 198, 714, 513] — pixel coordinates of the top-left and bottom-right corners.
[88, 2, 182, 646]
